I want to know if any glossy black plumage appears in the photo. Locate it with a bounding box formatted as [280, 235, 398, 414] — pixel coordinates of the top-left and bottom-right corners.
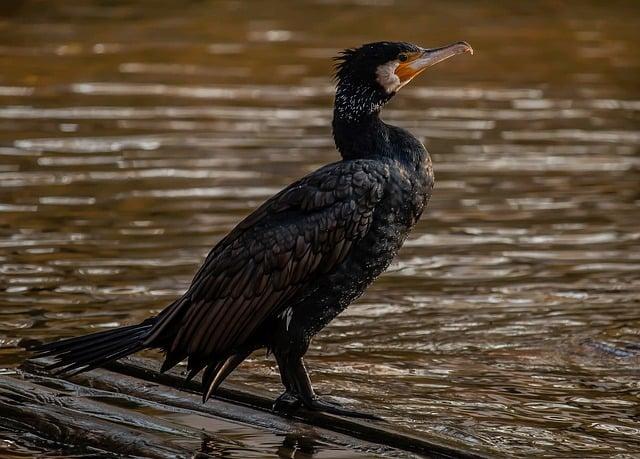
[31, 40, 472, 416]
[145, 159, 390, 395]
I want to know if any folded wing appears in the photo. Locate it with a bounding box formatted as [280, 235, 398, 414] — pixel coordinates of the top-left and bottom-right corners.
[145, 159, 389, 393]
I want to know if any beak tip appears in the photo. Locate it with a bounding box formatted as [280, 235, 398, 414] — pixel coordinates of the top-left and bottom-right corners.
[459, 41, 474, 55]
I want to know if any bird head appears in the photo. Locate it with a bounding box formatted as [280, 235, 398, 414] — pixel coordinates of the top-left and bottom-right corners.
[334, 41, 473, 121]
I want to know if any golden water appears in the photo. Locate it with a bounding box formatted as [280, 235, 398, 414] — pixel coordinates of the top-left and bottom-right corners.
[0, 1, 639, 457]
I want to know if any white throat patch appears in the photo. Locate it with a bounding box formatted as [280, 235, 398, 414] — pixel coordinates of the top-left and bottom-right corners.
[375, 61, 401, 94]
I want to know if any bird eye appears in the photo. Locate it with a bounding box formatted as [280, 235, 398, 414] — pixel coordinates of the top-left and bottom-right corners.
[398, 53, 408, 62]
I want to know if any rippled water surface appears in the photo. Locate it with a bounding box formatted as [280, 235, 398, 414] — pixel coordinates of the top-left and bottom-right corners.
[1, 1, 639, 457]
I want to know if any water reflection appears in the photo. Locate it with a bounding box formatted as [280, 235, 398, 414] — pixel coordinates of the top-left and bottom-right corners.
[0, 0, 639, 457]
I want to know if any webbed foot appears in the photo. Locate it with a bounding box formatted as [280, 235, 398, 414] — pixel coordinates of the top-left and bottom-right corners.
[272, 391, 301, 413]
[274, 391, 382, 420]
[302, 395, 383, 420]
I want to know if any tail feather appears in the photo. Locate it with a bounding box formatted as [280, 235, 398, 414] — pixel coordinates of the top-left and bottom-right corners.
[44, 328, 149, 374]
[32, 323, 145, 357]
[31, 319, 155, 375]
[63, 341, 144, 376]
[202, 350, 251, 402]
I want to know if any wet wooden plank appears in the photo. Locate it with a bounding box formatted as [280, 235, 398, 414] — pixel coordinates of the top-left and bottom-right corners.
[13, 357, 499, 458]
[3, 367, 377, 458]
[0, 375, 195, 458]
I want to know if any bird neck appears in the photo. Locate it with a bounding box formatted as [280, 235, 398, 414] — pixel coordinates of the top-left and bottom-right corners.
[333, 82, 388, 123]
[332, 110, 387, 160]
[333, 79, 391, 157]
[332, 101, 426, 169]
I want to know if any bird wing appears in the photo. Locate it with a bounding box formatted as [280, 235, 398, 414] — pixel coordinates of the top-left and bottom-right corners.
[146, 159, 389, 365]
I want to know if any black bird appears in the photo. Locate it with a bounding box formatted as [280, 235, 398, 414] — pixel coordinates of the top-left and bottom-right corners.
[31, 40, 473, 418]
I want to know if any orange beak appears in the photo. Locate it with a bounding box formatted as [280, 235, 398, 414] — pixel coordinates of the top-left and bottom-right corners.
[395, 41, 473, 85]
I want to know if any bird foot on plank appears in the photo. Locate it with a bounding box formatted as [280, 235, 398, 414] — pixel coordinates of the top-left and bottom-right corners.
[272, 391, 301, 413]
[273, 391, 382, 420]
[303, 396, 383, 420]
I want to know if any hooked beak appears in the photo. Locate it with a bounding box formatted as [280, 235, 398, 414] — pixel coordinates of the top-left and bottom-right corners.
[395, 41, 473, 86]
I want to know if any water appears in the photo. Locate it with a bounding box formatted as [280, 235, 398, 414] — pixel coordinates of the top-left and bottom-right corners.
[1, 0, 639, 457]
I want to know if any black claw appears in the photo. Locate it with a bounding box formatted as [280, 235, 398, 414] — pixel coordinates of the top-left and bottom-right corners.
[272, 391, 301, 413]
[305, 396, 383, 421]
[272, 391, 383, 421]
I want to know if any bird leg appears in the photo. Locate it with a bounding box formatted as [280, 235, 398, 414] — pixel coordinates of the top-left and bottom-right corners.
[272, 352, 302, 412]
[273, 354, 381, 420]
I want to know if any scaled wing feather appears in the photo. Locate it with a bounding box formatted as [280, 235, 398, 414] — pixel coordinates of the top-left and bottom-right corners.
[145, 159, 388, 368]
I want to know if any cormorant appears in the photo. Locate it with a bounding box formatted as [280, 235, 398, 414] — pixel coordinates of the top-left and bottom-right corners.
[31, 41, 473, 418]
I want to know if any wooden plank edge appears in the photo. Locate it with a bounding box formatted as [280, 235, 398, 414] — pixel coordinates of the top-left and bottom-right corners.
[23, 357, 499, 459]
[0, 372, 194, 458]
[17, 365, 401, 458]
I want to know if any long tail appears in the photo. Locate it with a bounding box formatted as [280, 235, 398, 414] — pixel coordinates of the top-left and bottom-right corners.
[30, 318, 156, 376]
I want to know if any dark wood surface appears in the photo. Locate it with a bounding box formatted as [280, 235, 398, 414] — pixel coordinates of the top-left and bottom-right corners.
[1, 357, 500, 458]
